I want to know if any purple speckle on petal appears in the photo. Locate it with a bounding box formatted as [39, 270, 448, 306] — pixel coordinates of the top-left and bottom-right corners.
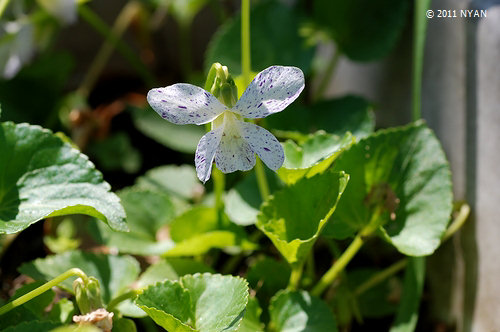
[263, 147, 270, 151]
[257, 103, 263, 108]
[178, 105, 187, 109]
[162, 99, 168, 102]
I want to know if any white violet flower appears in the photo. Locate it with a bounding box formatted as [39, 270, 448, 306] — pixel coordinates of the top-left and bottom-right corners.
[147, 65, 305, 183]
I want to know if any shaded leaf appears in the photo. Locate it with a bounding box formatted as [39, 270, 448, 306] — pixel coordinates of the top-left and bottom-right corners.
[136, 273, 249, 332]
[88, 132, 142, 174]
[246, 257, 290, 305]
[257, 170, 348, 266]
[269, 290, 337, 332]
[313, 0, 410, 61]
[238, 296, 264, 332]
[2, 321, 61, 332]
[324, 123, 453, 256]
[93, 188, 176, 255]
[0, 122, 127, 234]
[19, 250, 140, 304]
[206, 1, 314, 75]
[132, 105, 204, 153]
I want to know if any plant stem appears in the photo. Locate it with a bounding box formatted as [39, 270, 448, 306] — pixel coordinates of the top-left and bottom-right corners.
[311, 234, 364, 296]
[0, 0, 11, 18]
[0, 268, 88, 316]
[311, 207, 383, 296]
[411, 0, 431, 121]
[241, 0, 251, 86]
[213, 167, 226, 227]
[77, 2, 155, 98]
[313, 47, 341, 102]
[107, 289, 140, 312]
[240, 0, 271, 201]
[288, 263, 304, 290]
[355, 258, 408, 296]
[442, 202, 470, 242]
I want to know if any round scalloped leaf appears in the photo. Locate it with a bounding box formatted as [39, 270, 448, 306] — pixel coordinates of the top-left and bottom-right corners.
[19, 250, 140, 304]
[269, 290, 338, 332]
[93, 188, 176, 255]
[278, 132, 355, 185]
[313, 0, 409, 61]
[256, 170, 348, 267]
[324, 123, 453, 256]
[0, 122, 127, 234]
[136, 273, 249, 332]
[206, 1, 314, 75]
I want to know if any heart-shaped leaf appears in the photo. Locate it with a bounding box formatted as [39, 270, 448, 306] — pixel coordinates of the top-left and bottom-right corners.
[0, 122, 127, 234]
[206, 1, 315, 75]
[257, 170, 348, 267]
[136, 273, 249, 332]
[324, 122, 453, 256]
[269, 290, 338, 332]
[19, 250, 140, 304]
[278, 132, 355, 185]
[92, 188, 176, 255]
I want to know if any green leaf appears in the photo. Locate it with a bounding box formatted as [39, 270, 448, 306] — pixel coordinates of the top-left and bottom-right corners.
[0, 122, 127, 234]
[324, 123, 453, 256]
[206, 1, 315, 75]
[256, 170, 348, 267]
[225, 168, 280, 226]
[50, 325, 101, 332]
[313, 0, 410, 61]
[93, 188, 176, 255]
[132, 105, 204, 153]
[136, 273, 249, 332]
[238, 296, 264, 332]
[278, 132, 355, 185]
[268, 96, 375, 139]
[136, 164, 203, 201]
[88, 132, 142, 174]
[2, 321, 61, 332]
[19, 250, 140, 304]
[389, 257, 425, 332]
[113, 317, 137, 332]
[269, 290, 338, 332]
[12, 281, 55, 317]
[46, 298, 75, 324]
[165, 206, 257, 256]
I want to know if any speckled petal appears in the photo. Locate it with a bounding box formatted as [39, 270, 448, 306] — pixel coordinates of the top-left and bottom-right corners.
[233, 66, 304, 119]
[147, 83, 226, 125]
[214, 118, 256, 174]
[195, 127, 224, 183]
[239, 121, 284, 171]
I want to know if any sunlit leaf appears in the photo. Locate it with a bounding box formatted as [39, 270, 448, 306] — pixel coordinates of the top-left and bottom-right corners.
[324, 122, 453, 256]
[257, 170, 348, 267]
[0, 122, 127, 234]
[278, 132, 354, 185]
[136, 273, 249, 332]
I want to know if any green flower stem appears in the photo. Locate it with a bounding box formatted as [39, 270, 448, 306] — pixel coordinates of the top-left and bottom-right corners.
[241, 0, 271, 201]
[355, 258, 408, 296]
[412, 0, 431, 121]
[241, 0, 251, 86]
[213, 167, 226, 227]
[107, 289, 141, 312]
[0, 0, 11, 18]
[288, 262, 305, 291]
[442, 202, 470, 242]
[0, 268, 88, 316]
[311, 207, 383, 296]
[313, 48, 341, 102]
[77, 2, 156, 98]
